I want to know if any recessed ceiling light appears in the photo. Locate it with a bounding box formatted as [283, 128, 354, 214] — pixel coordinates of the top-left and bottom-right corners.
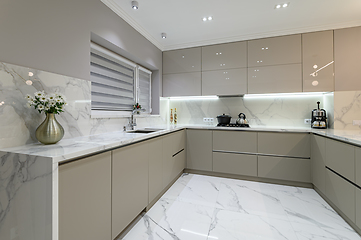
[203, 17, 207, 21]
[283, 3, 288, 7]
[131, 1, 138, 10]
[202, 16, 213, 22]
[275, 3, 289, 9]
[208, 16, 213, 21]
[161, 33, 167, 39]
[276, 4, 281, 8]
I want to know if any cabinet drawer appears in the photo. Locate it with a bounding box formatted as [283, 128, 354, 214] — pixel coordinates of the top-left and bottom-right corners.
[202, 68, 247, 96]
[356, 147, 361, 186]
[174, 149, 186, 176]
[357, 188, 361, 229]
[325, 169, 355, 222]
[258, 132, 310, 158]
[325, 138, 355, 182]
[187, 130, 213, 171]
[248, 64, 302, 94]
[202, 41, 247, 71]
[302, 30, 334, 92]
[163, 47, 201, 74]
[213, 131, 257, 153]
[163, 72, 201, 97]
[248, 34, 301, 67]
[258, 155, 311, 183]
[172, 130, 186, 153]
[213, 152, 257, 177]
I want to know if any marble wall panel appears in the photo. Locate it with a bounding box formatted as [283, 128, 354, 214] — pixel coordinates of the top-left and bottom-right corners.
[334, 91, 361, 130]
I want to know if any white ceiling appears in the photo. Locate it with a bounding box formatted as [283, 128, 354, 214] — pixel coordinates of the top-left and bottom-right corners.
[102, 0, 361, 51]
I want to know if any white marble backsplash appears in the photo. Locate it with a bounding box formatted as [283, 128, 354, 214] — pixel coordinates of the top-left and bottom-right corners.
[334, 91, 361, 130]
[163, 93, 334, 128]
[0, 62, 164, 148]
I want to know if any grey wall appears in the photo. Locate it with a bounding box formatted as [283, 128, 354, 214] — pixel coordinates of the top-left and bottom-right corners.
[0, 0, 162, 113]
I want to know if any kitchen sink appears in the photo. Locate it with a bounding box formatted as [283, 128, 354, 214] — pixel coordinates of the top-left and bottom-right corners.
[126, 128, 164, 134]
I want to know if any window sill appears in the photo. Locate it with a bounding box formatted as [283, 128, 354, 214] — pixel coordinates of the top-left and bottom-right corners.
[90, 110, 158, 119]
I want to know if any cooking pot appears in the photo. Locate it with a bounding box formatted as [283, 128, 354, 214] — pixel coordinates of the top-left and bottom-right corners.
[216, 114, 231, 124]
[236, 113, 248, 125]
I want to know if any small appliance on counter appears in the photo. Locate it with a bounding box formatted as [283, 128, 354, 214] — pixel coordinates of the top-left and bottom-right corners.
[311, 101, 327, 129]
[216, 113, 250, 127]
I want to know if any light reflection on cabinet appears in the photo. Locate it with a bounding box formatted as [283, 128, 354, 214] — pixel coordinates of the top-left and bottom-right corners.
[163, 47, 201, 74]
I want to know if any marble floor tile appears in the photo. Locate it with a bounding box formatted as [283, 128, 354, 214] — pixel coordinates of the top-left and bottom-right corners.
[120, 174, 361, 240]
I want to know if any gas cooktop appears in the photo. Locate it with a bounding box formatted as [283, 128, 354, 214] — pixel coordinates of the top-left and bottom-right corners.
[216, 123, 250, 128]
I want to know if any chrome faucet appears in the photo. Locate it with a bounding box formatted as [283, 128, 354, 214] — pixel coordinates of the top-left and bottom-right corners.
[127, 109, 138, 130]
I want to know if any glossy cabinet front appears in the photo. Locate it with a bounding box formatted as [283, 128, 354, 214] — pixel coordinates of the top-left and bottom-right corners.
[248, 64, 302, 94]
[357, 188, 361, 229]
[357, 147, 361, 186]
[163, 47, 201, 74]
[248, 34, 301, 67]
[202, 41, 247, 71]
[302, 30, 334, 92]
[335, 26, 361, 91]
[163, 72, 201, 97]
[311, 134, 326, 194]
[187, 129, 213, 171]
[202, 68, 247, 95]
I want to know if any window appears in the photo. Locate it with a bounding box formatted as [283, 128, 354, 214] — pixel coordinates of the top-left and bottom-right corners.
[90, 42, 152, 115]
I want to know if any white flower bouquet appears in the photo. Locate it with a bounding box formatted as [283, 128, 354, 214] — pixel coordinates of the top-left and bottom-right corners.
[26, 91, 67, 114]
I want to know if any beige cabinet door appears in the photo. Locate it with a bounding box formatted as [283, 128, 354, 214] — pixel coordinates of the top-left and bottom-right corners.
[112, 142, 149, 239]
[248, 64, 302, 94]
[213, 152, 257, 177]
[325, 169, 355, 222]
[356, 147, 361, 186]
[148, 137, 163, 204]
[357, 188, 361, 229]
[163, 72, 201, 97]
[325, 138, 355, 182]
[334, 26, 361, 91]
[202, 68, 247, 96]
[311, 135, 326, 193]
[202, 41, 247, 71]
[258, 132, 310, 158]
[248, 34, 301, 67]
[163, 47, 201, 74]
[213, 131, 257, 153]
[173, 130, 186, 153]
[187, 129, 213, 171]
[59, 152, 111, 240]
[258, 155, 311, 183]
[302, 30, 334, 92]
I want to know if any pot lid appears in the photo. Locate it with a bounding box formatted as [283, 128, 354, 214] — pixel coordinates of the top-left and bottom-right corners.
[217, 113, 231, 118]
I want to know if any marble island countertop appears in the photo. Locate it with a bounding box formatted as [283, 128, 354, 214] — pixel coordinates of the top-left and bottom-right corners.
[2, 125, 361, 163]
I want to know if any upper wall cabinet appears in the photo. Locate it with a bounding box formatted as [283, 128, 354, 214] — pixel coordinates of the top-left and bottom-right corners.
[163, 47, 201, 74]
[163, 72, 201, 97]
[202, 41, 247, 71]
[302, 30, 334, 92]
[334, 26, 361, 91]
[248, 34, 301, 67]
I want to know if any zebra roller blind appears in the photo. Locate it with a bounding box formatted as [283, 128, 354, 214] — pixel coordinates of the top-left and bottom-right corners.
[138, 67, 152, 113]
[90, 43, 136, 111]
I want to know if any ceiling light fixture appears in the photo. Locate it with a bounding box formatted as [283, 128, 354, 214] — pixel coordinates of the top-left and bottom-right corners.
[275, 3, 289, 9]
[161, 33, 167, 39]
[131, 1, 138, 10]
[202, 16, 213, 22]
[203, 17, 207, 21]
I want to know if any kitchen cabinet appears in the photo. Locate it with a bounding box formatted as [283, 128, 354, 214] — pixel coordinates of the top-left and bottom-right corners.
[325, 138, 355, 182]
[202, 68, 247, 96]
[112, 142, 149, 239]
[311, 134, 326, 193]
[258, 155, 311, 183]
[163, 130, 186, 187]
[248, 34, 301, 67]
[357, 188, 361, 229]
[186, 129, 213, 171]
[163, 47, 201, 74]
[302, 30, 334, 92]
[325, 169, 356, 222]
[334, 26, 361, 91]
[59, 152, 111, 240]
[148, 137, 163, 204]
[201, 41, 247, 71]
[213, 131, 257, 153]
[163, 72, 201, 97]
[247, 64, 302, 94]
[258, 132, 310, 158]
[213, 152, 257, 177]
[356, 147, 361, 186]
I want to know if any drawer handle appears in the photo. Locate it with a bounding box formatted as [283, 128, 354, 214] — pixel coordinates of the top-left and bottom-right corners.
[172, 149, 184, 158]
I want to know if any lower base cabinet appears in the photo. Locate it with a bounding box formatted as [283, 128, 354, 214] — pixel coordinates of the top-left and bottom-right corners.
[148, 137, 164, 204]
[357, 188, 361, 229]
[258, 156, 311, 183]
[311, 135, 326, 194]
[187, 130, 213, 171]
[112, 142, 149, 239]
[59, 152, 111, 240]
[325, 169, 355, 222]
[213, 152, 257, 177]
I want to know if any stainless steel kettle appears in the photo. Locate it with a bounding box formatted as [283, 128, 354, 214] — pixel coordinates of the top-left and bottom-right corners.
[236, 113, 248, 125]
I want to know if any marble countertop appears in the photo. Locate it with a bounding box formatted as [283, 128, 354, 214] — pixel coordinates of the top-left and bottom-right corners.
[2, 125, 361, 163]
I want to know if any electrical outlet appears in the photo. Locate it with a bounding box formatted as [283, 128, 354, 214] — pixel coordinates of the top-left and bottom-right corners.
[353, 120, 361, 126]
[304, 119, 311, 124]
[209, 118, 214, 122]
[203, 118, 208, 122]
[203, 118, 214, 123]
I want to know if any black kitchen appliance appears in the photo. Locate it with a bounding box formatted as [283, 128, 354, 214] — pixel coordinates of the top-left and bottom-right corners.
[311, 101, 327, 129]
[216, 113, 250, 127]
[216, 114, 232, 125]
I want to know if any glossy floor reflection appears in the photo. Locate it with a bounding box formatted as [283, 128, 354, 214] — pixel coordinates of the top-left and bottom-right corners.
[120, 173, 361, 240]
